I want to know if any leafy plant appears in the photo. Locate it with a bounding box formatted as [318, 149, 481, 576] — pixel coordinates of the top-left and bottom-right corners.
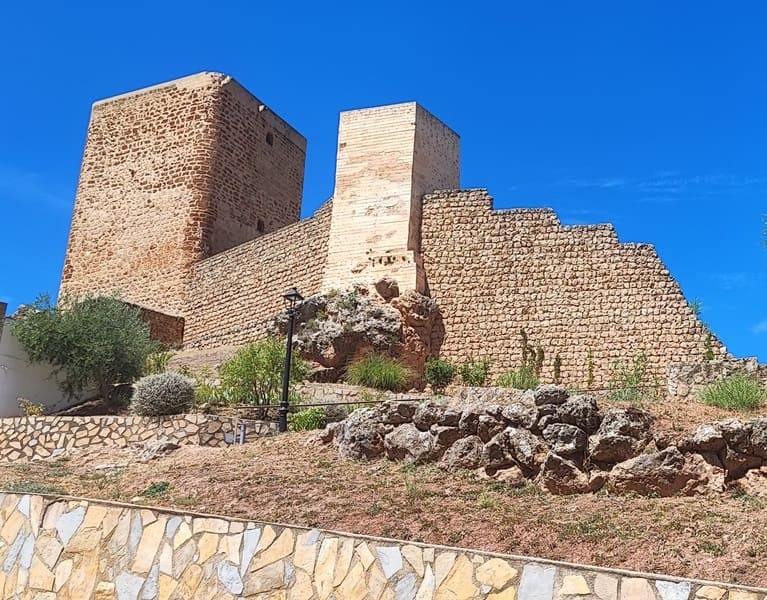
[608, 353, 649, 403]
[347, 353, 413, 392]
[141, 481, 170, 498]
[586, 348, 595, 389]
[18, 398, 44, 416]
[699, 374, 765, 411]
[220, 337, 309, 406]
[459, 358, 490, 386]
[424, 358, 456, 393]
[704, 333, 715, 362]
[12, 294, 157, 402]
[130, 372, 195, 416]
[497, 366, 539, 390]
[144, 350, 173, 375]
[289, 407, 327, 431]
[553, 354, 562, 385]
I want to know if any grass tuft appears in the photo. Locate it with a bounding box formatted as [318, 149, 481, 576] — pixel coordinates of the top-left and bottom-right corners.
[699, 374, 766, 411]
[347, 354, 412, 392]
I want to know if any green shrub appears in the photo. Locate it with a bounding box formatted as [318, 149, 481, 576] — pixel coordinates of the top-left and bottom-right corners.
[130, 372, 194, 416]
[497, 366, 539, 390]
[424, 358, 456, 393]
[347, 354, 412, 391]
[144, 350, 173, 375]
[699, 374, 766, 411]
[141, 481, 170, 498]
[220, 337, 309, 406]
[289, 407, 327, 431]
[608, 353, 649, 403]
[12, 294, 157, 402]
[459, 358, 491, 386]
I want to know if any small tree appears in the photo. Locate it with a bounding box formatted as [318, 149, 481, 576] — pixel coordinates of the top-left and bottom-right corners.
[220, 337, 309, 406]
[12, 295, 156, 402]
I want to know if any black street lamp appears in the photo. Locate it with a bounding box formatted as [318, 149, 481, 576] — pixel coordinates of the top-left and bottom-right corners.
[279, 287, 303, 433]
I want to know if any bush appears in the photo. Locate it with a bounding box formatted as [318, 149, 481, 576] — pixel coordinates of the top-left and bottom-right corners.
[459, 358, 491, 386]
[144, 350, 173, 375]
[130, 373, 194, 416]
[424, 358, 456, 393]
[220, 337, 309, 406]
[289, 407, 327, 431]
[699, 374, 766, 411]
[347, 354, 412, 391]
[608, 353, 649, 403]
[12, 294, 157, 402]
[497, 366, 539, 390]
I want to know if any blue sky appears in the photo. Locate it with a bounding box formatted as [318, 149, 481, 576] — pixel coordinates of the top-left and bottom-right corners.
[1, 2, 766, 359]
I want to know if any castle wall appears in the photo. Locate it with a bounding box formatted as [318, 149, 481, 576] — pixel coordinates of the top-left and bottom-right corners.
[421, 189, 724, 386]
[183, 202, 333, 348]
[322, 103, 459, 293]
[60, 72, 305, 317]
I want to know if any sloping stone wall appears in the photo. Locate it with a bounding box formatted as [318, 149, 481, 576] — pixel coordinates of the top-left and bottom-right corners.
[0, 414, 261, 460]
[421, 189, 725, 385]
[183, 200, 333, 348]
[0, 493, 763, 599]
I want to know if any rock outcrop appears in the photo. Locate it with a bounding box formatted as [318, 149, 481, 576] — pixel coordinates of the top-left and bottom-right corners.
[321, 386, 767, 497]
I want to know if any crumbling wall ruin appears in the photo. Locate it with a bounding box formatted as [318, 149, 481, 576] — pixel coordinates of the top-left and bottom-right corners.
[421, 189, 724, 385]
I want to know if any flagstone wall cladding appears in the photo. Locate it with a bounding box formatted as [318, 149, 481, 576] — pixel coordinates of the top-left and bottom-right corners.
[0, 493, 763, 599]
[420, 189, 725, 386]
[0, 414, 257, 461]
[60, 72, 306, 317]
[182, 200, 333, 349]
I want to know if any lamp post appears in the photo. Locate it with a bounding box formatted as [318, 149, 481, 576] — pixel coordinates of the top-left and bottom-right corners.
[279, 287, 303, 433]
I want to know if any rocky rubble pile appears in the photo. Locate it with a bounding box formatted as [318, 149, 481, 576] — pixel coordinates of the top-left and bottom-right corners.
[320, 386, 767, 496]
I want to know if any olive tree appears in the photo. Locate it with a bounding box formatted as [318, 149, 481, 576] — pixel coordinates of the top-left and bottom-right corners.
[12, 295, 157, 402]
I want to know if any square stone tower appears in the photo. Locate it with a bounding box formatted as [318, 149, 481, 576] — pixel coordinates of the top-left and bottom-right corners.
[60, 72, 306, 316]
[322, 102, 460, 293]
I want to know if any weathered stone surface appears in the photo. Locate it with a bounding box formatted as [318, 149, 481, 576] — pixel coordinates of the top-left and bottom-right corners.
[655, 580, 691, 600]
[691, 424, 725, 453]
[439, 436, 485, 471]
[538, 453, 590, 495]
[384, 424, 434, 463]
[542, 424, 587, 457]
[413, 402, 446, 431]
[609, 447, 713, 497]
[475, 558, 517, 590]
[337, 408, 386, 460]
[621, 577, 656, 600]
[518, 563, 556, 600]
[560, 574, 590, 596]
[556, 395, 601, 434]
[533, 386, 569, 407]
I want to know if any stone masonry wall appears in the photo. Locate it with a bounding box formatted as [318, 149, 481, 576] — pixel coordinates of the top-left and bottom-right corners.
[667, 358, 767, 399]
[0, 414, 254, 461]
[421, 189, 725, 386]
[0, 493, 763, 599]
[183, 201, 333, 348]
[60, 72, 305, 317]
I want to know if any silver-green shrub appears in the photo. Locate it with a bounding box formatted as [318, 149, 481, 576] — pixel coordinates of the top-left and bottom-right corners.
[130, 373, 195, 416]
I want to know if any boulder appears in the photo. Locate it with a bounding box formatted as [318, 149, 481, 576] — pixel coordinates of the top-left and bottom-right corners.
[608, 446, 715, 497]
[542, 423, 587, 457]
[690, 424, 725, 453]
[588, 408, 653, 465]
[140, 439, 179, 461]
[598, 407, 653, 439]
[484, 427, 546, 476]
[430, 425, 464, 457]
[337, 407, 386, 460]
[374, 277, 399, 302]
[556, 395, 602, 434]
[751, 418, 767, 458]
[494, 466, 527, 487]
[439, 436, 485, 471]
[500, 402, 536, 429]
[477, 415, 505, 443]
[588, 434, 644, 465]
[319, 421, 344, 445]
[718, 418, 753, 453]
[412, 402, 445, 431]
[733, 465, 767, 497]
[533, 385, 569, 406]
[719, 447, 762, 479]
[438, 408, 461, 428]
[458, 410, 480, 435]
[379, 401, 416, 425]
[538, 453, 590, 495]
[384, 424, 434, 463]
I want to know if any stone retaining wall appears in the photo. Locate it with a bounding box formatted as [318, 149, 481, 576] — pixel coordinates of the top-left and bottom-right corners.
[0, 493, 763, 599]
[0, 414, 266, 461]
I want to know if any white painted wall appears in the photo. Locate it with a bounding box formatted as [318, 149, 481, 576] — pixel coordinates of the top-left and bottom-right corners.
[0, 318, 87, 417]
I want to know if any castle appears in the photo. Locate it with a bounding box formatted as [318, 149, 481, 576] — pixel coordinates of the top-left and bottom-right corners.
[60, 72, 722, 385]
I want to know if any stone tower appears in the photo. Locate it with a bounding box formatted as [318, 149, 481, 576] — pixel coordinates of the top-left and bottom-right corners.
[322, 102, 460, 293]
[60, 72, 306, 316]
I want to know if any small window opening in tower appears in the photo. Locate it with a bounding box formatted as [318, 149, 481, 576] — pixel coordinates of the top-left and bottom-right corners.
[266, 132, 274, 146]
[257, 219, 265, 233]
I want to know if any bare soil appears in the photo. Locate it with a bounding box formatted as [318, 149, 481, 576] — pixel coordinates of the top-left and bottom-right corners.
[2, 426, 766, 587]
